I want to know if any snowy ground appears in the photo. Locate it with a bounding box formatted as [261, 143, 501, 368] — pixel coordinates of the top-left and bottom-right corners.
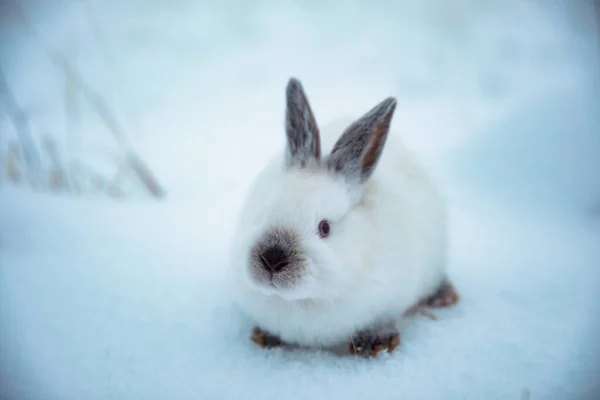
[1, 0, 600, 399]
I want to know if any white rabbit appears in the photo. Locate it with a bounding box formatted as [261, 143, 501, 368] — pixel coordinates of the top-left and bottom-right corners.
[229, 78, 459, 357]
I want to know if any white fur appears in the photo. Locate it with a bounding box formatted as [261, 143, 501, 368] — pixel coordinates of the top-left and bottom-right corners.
[229, 117, 448, 349]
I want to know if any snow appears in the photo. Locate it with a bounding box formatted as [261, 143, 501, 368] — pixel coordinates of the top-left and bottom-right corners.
[1, 0, 600, 399]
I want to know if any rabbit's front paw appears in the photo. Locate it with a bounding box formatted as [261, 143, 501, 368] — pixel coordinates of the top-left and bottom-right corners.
[250, 327, 283, 349]
[349, 330, 400, 358]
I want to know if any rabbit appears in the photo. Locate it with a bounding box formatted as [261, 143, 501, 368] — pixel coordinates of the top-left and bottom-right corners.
[229, 77, 459, 358]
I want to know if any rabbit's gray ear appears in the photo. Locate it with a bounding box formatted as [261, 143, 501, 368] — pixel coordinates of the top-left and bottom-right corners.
[284, 78, 321, 168]
[327, 97, 397, 184]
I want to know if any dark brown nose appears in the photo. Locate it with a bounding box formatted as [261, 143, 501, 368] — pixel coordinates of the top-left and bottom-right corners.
[259, 245, 289, 273]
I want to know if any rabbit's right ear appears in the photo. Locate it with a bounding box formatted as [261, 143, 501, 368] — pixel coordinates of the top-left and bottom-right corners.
[284, 78, 321, 168]
[327, 97, 397, 184]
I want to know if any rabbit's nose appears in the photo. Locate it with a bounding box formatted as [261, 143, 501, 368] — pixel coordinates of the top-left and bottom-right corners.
[259, 245, 289, 273]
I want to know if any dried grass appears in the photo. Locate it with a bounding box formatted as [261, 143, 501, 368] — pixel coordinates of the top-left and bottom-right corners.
[0, 67, 42, 189]
[6, 140, 23, 184]
[0, 0, 166, 200]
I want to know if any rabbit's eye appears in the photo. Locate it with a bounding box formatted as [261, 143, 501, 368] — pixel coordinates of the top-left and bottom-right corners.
[318, 219, 330, 238]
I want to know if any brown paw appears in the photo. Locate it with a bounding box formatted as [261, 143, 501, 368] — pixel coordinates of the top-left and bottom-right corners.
[349, 332, 400, 358]
[250, 327, 283, 348]
[425, 280, 460, 308]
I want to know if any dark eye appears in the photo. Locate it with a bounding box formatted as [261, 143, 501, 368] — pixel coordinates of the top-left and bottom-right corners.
[318, 219, 330, 238]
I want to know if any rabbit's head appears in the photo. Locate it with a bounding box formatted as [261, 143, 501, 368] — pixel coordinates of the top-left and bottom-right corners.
[232, 78, 397, 302]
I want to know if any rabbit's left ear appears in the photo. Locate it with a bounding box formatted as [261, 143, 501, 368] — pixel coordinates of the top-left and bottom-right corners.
[327, 97, 397, 184]
[284, 78, 321, 168]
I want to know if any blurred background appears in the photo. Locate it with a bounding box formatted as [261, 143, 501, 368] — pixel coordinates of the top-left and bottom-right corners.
[1, 0, 599, 399]
[1, 0, 598, 215]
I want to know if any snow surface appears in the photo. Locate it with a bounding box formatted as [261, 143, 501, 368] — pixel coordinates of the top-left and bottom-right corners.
[1, 0, 600, 399]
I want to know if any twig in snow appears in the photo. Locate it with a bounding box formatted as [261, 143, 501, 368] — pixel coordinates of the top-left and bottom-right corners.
[0, 64, 41, 187]
[6, 139, 23, 184]
[63, 66, 82, 190]
[41, 133, 70, 192]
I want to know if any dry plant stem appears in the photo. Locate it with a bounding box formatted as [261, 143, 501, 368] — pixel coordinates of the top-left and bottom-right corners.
[8, 0, 165, 198]
[126, 152, 164, 198]
[0, 65, 41, 187]
[41, 134, 69, 192]
[108, 163, 131, 195]
[6, 140, 23, 183]
[64, 71, 82, 190]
